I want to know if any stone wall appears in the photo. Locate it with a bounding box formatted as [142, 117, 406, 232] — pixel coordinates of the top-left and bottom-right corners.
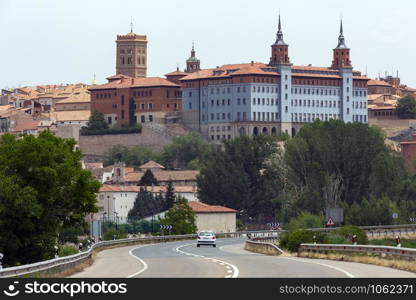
[79, 126, 173, 156]
[195, 213, 236, 233]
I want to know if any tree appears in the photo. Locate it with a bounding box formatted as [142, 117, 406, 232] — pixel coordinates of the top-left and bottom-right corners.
[396, 95, 416, 119]
[0, 132, 100, 266]
[165, 180, 176, 209]
[138, 169, 158, 186]
[197, 134, 285, 222]
[160, 196, 197, 234]
[284, 120, 406, 214]
[161, 132, 212, 169]
[104, 144, 160, 167]
[86, 111, 109, 130]
[128, 188, 166, 220]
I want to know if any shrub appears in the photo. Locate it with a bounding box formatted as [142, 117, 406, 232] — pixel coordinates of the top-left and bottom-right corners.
[335, 225, 368, 244]
[279, 230, 327, 252]
[81, 124, 142, 136]
[103, 228, 128, 241]
[284, 212, 324, 231]
[326, 233, 349, 244]
[58, 245, 78, 257]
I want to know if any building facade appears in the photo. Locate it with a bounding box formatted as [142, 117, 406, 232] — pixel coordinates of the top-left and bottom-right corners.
[89, 74, 182, 126]
[180, 17, 369, 140]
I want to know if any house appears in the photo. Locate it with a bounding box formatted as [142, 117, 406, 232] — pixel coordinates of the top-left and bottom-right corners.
[188, 202, 237, 233]
[94, 184, 199, 223]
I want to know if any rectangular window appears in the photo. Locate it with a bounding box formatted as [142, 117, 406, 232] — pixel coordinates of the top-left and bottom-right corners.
[121, 95, 124, 105]
[188, 103, 192, 110]
[121, 110, 125, 120]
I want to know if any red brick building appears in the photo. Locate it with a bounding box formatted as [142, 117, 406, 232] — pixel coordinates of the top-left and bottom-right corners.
[89, 74, 182, 125]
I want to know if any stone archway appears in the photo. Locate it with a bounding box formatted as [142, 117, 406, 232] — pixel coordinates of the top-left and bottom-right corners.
[271, 127, 277, 135]
[239, 127, 246, 137]
[291, 127, 296, 137]
[253, 127, 259, 136]
[262, 127, 268, 134]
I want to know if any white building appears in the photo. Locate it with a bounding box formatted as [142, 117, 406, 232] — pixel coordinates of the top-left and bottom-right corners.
[95, 184, 198, 223]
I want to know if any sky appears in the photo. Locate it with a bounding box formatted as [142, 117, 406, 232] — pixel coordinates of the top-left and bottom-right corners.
[0, 0, 414, 89]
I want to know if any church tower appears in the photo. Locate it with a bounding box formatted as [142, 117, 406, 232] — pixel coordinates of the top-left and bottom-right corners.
[269, 15, 290, 65]
[186, 43, 201, 73]
[116, 22, 148, 77]
[331, 20, 352, 69]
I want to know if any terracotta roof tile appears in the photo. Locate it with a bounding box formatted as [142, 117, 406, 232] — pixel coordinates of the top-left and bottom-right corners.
[89, 76, 180, 91]
[124, 170, 199, 182]
[367, 79, 392, 87]
[99, 184, 196, 193]
[139, 160, 165, 170]
[187, 201, 237, 213]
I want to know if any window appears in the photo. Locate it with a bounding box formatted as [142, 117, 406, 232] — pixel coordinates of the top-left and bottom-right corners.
[222, 113, 226, 120]
[228, 99, 231, 105]
[189, 91, 192, 97]
[108, 117, 112, 124]
[148, 103, 153, 109]
[285, 106, 288, 112]
[222, 99, 225, 106]
[121, 110, 125, 120]
[243, 98, 246, 105]
[188, 103, 192, 109]
[149, 115, 153, 122]
[237, 98, 241, 105]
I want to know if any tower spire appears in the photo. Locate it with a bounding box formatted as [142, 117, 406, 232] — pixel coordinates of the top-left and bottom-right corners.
[336, 18, 348, 48]
[274, 13, 287, 45]
[130, 16, 133, 33]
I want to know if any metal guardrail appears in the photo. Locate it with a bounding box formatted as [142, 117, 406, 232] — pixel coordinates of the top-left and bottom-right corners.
[299, 243, 416, 259]
[1, 224, 416, 278]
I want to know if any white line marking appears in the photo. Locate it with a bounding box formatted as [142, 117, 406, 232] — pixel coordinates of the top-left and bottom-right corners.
[127, 245, 151, 278]
[175, 243, 240, 278]
[282, 257, 355, 278]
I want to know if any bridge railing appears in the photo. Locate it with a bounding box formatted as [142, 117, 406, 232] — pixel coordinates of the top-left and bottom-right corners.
[299, 243, 416, 259]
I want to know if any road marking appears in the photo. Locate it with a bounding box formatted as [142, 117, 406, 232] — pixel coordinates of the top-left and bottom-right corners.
[282, 257, 355, 278]
[175, 243, 240, 278]
[127, 245, 151, 278]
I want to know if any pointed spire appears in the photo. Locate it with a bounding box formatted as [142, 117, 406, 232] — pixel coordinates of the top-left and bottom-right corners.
[191, 42, 196, 58]
[130, 16, 133, 33]
[274, 12, 287, 45]
[336, 18, 348, 48]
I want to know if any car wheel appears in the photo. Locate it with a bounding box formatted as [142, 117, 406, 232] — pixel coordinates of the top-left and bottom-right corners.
[213, 244, 216, 247]
[197, 244, 200, 247]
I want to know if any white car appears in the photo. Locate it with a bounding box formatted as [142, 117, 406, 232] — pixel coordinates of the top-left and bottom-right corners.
[197, 231, 216, 247]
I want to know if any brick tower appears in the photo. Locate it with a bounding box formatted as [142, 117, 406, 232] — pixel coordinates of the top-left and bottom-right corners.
[331, 20, 352, 69]
[269, 15, 290, 65]
[116, 24, 147, 77]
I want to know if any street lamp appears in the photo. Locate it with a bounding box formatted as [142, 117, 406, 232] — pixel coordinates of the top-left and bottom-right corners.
[114, 212, 118, 230]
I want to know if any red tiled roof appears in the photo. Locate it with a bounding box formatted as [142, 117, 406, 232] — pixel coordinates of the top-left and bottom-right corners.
[165, 70, 188, 76]
[99, 184, 195, 193]
[140, 160, 165, 170]
[187, 201, 237, 213]
[89, 76, 180, 90]
[367, 79, 392, 87]
[124, 170, 199, 182]
[179, 62, 369, 81]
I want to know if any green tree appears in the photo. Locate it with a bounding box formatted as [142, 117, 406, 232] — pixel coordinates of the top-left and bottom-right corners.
[128, 188, 166, 219]
[396, 95, 416, 119]
[165, 180, 176, 209]
[162, 132, 212, 169]
[197, 134, 284, 222]
[284, 120, 406, 213]
[160, 196, 197, 234]
[86, 111, 109, 130]
[104, 144, 161, 167]
[138, 169, 158, 186]
[0, 132, 100, 266]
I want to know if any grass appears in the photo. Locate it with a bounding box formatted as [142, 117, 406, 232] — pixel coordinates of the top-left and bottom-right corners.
[298, 251, 416, 273]
[368, 237, 416, 248]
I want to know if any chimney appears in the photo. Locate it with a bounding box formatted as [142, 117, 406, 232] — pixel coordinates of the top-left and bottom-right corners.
[251, 61, 254, 66]
[131, 78, 134, 85]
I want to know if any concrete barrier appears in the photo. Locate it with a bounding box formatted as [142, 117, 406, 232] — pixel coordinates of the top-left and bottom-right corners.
[244, 240, 284, 256]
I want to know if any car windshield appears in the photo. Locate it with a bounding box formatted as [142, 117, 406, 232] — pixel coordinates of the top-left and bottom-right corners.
[199, 232, 214, 236]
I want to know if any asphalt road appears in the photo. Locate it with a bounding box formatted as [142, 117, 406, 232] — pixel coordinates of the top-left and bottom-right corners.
[71, 238, 416, 278]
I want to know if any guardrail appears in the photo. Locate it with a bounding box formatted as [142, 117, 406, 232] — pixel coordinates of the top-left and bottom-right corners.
[299, 243, 416, 260]
[2, 224, 415, 278]
[245, 239, 284, 256]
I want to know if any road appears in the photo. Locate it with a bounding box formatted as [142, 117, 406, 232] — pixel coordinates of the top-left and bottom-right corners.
[71, 238, 416, 278]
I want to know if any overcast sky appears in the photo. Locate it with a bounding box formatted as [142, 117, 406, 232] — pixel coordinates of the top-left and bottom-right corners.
[0, 0, 414, 89]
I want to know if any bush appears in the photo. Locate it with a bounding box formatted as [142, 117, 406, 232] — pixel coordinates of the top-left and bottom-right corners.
[279, 230, 327, 252]
[326, 233, 349, 244]
[81, 124, 142, 136]
[103, 228, 128, 241]
[335, 225, 368, 244]
[284, 212, 324, 231]
[58, 245, 78, 257]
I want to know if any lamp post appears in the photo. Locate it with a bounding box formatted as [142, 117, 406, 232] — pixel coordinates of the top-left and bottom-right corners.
[114, 212, 118, 230]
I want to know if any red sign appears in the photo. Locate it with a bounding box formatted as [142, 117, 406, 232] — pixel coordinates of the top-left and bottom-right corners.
[326, 216, 335, 227]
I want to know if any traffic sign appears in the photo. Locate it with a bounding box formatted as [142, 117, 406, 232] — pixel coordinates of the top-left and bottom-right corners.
[326, 216, 335, 227]
[160, 225, 172, 230]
